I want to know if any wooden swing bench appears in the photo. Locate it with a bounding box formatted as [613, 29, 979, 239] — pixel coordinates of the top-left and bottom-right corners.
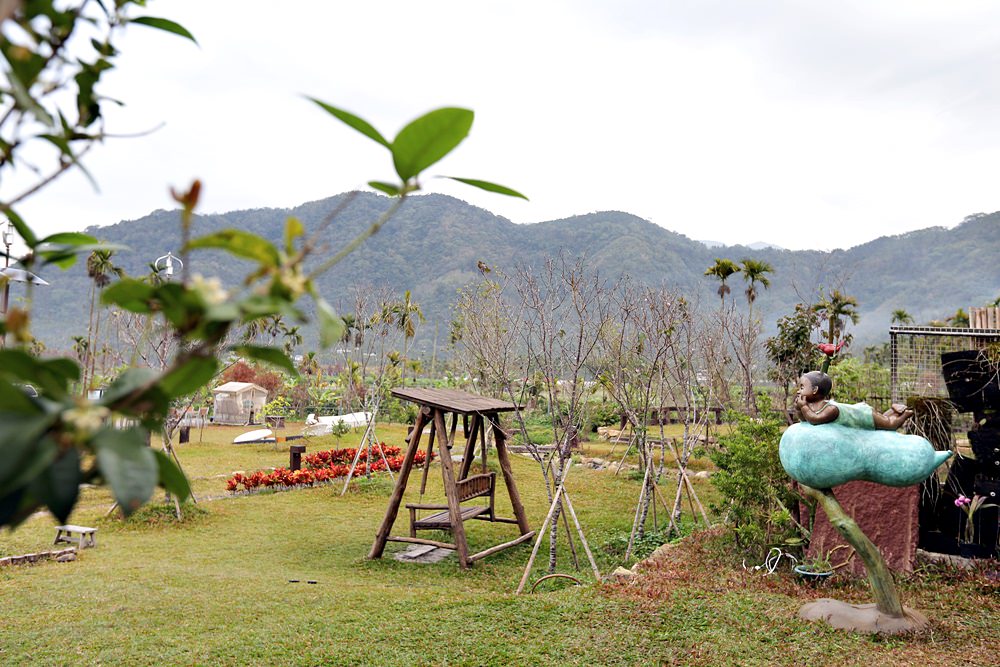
[371, 388, 536, 568]
[396, 470, 534, 563]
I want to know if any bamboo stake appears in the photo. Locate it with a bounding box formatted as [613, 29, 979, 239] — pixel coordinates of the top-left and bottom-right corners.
[516, 480, 566, 594]
[563, 489, 601, 581]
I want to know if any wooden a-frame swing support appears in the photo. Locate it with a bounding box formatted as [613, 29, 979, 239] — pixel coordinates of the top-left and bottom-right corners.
[368, 388, 535, 569]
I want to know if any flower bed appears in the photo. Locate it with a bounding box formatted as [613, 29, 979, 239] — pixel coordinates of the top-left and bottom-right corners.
[225, 443, 431, 493]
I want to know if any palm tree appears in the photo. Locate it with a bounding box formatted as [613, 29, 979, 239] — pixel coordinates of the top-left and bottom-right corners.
[891, 309, 913, 326]
[948, 308, 969, 328]
[282, 325, 303, 357]
[84, 249, 123, 391]
[704, 258, 741, 304]
[740, 258, 773, 316]
[813, 289, 860, 344]
[393, 290, 424, 383]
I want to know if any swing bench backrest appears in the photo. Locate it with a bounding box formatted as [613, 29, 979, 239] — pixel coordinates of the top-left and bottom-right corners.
[456, 473, 494, 503]
[406, 472, 496, 535]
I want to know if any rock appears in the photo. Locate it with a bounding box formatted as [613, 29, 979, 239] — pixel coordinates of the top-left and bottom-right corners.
[56, 551, 77, 563]
[692, 470, 712, 479]
[604, 566, 637, 583]
[798, 599, 929, 635]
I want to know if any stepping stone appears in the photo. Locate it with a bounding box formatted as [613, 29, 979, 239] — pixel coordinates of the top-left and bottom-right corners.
[393, 545, 453, 563]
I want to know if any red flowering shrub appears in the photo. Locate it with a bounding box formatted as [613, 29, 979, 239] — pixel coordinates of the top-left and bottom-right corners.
[225, 443, 433, 493]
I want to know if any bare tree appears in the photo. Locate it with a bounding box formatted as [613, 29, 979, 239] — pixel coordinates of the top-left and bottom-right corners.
[514, 255, 614, 573]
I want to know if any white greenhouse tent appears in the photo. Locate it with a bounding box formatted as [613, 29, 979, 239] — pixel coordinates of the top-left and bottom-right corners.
[211, 382, 269, 425]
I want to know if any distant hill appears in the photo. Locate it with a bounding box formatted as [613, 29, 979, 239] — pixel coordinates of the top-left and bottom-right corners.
[21, 193, 1000, 357]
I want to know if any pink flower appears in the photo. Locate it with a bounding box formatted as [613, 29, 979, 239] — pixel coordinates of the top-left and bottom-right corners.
[954, 495, 971, 507]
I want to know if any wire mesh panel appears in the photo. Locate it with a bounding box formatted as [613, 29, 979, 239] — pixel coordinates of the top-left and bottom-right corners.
[891, 326, 1000, 440]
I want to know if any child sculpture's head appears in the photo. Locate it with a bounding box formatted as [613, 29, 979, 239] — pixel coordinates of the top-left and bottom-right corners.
[799, 370, 833, 400]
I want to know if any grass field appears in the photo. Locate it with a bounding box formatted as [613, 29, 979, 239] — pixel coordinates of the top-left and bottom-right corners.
[0, 422, 996, 666]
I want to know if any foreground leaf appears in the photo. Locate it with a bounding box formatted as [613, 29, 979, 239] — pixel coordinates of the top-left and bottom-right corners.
[29, 448, 81, 523]
[308, 98, 390, 148]
[392, 108, 473, 181]
[445, 177, 528, 200]
[233, 345, 298, 376]
[130, 17, 198, 45]
[187, 231, 281, 268]
[94, 428, 158, 516]
[153, 450, 191, 503]
[315, 297, 345, 349]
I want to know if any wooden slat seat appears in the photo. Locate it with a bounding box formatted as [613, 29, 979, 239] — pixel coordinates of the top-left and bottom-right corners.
[410, 505, 490, 531]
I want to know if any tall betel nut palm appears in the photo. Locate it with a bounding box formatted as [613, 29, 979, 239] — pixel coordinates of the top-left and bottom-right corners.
[704, 258, 741, 303]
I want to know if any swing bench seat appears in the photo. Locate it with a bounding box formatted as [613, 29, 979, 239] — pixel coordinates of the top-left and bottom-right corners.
[407, 472, 496, 536]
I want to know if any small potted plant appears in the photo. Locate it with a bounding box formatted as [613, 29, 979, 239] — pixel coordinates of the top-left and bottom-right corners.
[793, 544, 849, 582]
[954, 493, 998, 558]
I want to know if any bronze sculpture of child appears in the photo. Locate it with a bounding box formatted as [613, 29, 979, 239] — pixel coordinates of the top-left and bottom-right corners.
[794, 370, 913, 429]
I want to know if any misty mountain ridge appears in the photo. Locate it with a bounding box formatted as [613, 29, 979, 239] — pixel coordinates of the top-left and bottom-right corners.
[21, 192, 1000, 356]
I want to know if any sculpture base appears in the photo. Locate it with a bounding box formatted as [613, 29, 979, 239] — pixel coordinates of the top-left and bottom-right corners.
[798, 599, 928, 635]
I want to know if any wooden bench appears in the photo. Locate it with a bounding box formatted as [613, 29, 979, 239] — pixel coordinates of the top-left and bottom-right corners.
[406, 472, 496, 537]
[53, 525, 97, 549]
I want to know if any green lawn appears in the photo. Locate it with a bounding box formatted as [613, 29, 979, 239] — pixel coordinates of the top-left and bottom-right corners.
[0, 422, 995, 666]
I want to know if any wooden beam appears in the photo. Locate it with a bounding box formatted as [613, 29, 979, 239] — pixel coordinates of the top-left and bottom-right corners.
[368, 407, 428, 560]
[492, 414, 531, 535]
[386, 535, 457, 550]
[459, 413, 482, 481]
[419, 418, 437, 496]
[435, 409, 472, 568]
[468, 531, 536, 563]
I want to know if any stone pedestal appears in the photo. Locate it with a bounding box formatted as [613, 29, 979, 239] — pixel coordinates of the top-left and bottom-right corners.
[806, 481, 919, 576]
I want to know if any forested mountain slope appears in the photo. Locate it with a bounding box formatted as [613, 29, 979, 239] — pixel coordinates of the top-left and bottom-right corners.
[25, 193, 999, 355]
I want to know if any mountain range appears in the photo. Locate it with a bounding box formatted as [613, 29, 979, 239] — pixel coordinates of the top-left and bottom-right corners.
[18, 192, 1000, 357]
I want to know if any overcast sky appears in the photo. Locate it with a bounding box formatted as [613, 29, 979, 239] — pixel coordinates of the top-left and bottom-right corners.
[9, 0, 1000, 251]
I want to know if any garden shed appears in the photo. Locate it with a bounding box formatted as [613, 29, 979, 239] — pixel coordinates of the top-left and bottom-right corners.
[211, 382, 269, 425]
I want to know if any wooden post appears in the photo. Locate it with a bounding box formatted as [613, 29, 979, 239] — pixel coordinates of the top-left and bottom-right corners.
[492, 416, 531, 535]
[435, 409, 472, 568]
[289, 444, 306, 471]
[458, 414, 482, 481]
[418, 418, 437, 495]
[801, 485, 905, 618]
[368, 407, 428, 560]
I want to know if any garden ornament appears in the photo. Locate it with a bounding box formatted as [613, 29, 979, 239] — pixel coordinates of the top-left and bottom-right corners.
[778, 371, 953, 634]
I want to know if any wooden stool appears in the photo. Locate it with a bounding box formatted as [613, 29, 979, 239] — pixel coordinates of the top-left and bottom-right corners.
[54, 525, 97, 549]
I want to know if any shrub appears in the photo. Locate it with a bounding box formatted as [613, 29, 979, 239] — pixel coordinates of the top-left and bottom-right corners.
[710, 407, 801, 558]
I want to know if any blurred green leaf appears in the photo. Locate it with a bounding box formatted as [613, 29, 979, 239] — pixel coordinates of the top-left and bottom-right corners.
[284, 217, 304, 255]
[28, 447, 80, 523]
[158, 355, 218, 397]
[153, 450, 191, 503]
[315, 297, 344, 349]
[100, 367, 158, 409]
[368, 181, 402, 196]
[0, 379, 41, 413]
[3, 209, 37, 248]
[0, 413, 57, 491]
[187, 231, 280, 268]
[130, 16, 198, 45]
[0, 351, 78, 399]
[233, 345, 298, 376]
[102, 279, 155, 312]
[0, 436, 57, 508]
[308, 98, 390, 148]
[392, 108, 473, 181]
[36, 232, 100, 246]
[444, 177, 528, 200]
[94, 427, 158, 516]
